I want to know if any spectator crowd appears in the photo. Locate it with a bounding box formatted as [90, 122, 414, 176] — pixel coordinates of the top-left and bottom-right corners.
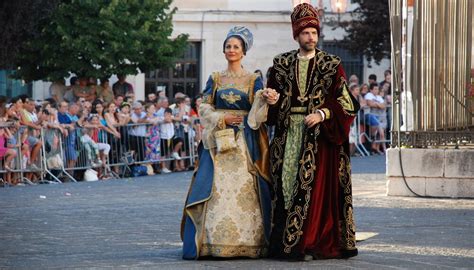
[1, 70, 391, 186]
[0, 76, 203, 186]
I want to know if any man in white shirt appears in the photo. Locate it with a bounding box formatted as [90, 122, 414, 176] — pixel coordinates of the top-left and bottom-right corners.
[130, 102, 148, 161]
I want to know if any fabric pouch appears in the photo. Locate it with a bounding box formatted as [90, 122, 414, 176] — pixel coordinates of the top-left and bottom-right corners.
[214, 128, 237, 153]
[47, 154, 63, 169]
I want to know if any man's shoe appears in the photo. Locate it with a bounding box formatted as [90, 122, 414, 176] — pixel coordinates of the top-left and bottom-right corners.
[303, 254, 313, 261]
[171, 152, 182, 160]
[162, 168, 172, 173]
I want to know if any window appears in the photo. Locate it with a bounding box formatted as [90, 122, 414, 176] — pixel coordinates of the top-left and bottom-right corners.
[145, 42, 201, 99]
[0, 70, 32, 98]
[321, 41, 364, 83]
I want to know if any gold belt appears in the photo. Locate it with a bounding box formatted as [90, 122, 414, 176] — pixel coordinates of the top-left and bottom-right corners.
[290, 107, 307, 113]
[216, 109, 248, 116]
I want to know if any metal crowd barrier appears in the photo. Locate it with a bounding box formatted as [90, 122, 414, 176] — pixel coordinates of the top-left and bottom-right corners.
[350, 105, 392, 156]
[1, 122, 199, 185]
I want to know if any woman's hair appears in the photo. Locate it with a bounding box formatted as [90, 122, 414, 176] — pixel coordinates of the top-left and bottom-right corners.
[223, 35, 247, 55]
[191, 94, 203, 112]
[91, 99, 104, 116]
[144, 102, 155, 112]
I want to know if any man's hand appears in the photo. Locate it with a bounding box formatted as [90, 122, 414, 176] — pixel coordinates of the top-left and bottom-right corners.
[262, 88, 280, 105]
[304, 112, 323, 128]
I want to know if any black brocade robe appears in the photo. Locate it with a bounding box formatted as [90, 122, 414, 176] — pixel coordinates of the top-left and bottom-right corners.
[267, 49, 360, 260]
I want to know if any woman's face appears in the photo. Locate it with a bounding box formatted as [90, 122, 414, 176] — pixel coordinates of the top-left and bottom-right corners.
[14, 100, 23, 110]
[121, 106, 130, 114]
[224, 37, 244, 63]
[108, 103, 116, 113]
[351, 87, 360, 97]
[196, 97, 203, 107]
[95, 103, 103, 113]
[147, 105, 156, 114]
[361, 85, 369, 94]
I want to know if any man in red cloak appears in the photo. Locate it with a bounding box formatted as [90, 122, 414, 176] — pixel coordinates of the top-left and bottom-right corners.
[256, 3, 360, 261]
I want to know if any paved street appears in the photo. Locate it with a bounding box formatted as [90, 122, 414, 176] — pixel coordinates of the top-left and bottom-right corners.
[0, 155, 473, 269]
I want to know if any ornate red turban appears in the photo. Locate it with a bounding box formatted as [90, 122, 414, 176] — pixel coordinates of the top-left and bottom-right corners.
[291, 3, 321, 39]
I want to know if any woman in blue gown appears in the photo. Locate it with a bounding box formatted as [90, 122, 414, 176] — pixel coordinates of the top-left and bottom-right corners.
[181, 26, 274, 259]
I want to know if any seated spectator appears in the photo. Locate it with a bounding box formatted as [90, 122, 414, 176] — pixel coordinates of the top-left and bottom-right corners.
[85, 115, 112, 171]
[80, 127, 103, 167]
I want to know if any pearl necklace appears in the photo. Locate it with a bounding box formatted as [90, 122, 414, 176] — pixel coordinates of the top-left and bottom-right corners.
[221, 69, 249, 78]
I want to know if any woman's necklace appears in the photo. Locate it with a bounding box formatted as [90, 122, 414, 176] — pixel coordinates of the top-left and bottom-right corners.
[221, 69, 248, 78]
[295, 54, 316, 105]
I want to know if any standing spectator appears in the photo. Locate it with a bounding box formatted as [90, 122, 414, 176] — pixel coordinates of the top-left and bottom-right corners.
[190, 94, 203, 144]
[58, 102, 78, 171]
[49, 79, 67, 103]
[0, 120, 18, 185]
[360, 83, 369, 97]
[114, 95, 124, 108]
[73, 77, 96, 102]
[368, 74, 377, 85]
[97, 78, 114, 104]
[113, 74, 134, 97]
[155, 96, 169, 118]
[19, 96, 42, 171]
[365, 83, 386, 154]
[147, 92, 157, 103]
[159, 108, 182, 173]
[64, 76, 79, 103]
[144, 103, 162, 162]
[129, 102, 147, 162]
[349, 74, 359, 85]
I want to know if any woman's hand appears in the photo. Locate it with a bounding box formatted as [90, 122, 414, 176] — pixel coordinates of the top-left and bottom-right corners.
[224, 114, 243, 126]
[262, 88, 280, 105]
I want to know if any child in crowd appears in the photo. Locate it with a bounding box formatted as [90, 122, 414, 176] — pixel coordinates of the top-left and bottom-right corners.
[160, 108, 184, 172]
[80, 127, 102, 167]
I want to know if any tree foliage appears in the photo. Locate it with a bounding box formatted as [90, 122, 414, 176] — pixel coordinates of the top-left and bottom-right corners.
[0, 0, 60, 69]
[340, 0, 390, 65]
[14, 0, 188, 81]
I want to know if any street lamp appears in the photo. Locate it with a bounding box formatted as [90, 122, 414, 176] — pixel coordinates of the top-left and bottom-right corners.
[320, 0, 348, 27]
[292, 0, 311, 7]
[330, 0, 348, 14]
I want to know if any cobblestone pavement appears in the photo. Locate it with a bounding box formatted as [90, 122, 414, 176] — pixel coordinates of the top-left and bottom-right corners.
[0, 155, 473, 269]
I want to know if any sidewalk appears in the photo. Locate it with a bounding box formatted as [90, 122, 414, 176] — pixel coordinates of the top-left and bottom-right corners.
[0, 155, 472, 269]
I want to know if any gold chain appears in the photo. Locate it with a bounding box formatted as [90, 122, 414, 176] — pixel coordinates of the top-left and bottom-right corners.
[295, 56, 316, 104]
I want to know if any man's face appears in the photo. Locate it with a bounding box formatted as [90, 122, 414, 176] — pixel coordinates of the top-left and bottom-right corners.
[59, 102, 69, 113]
[69, 104, 79, 115]
[296, 27, 318, 52]
[26, 100, 36, 112]
[148, 93, 156, 101]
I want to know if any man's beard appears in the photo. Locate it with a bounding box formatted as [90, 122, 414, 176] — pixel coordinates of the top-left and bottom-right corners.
[299, 42, 316, 53]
